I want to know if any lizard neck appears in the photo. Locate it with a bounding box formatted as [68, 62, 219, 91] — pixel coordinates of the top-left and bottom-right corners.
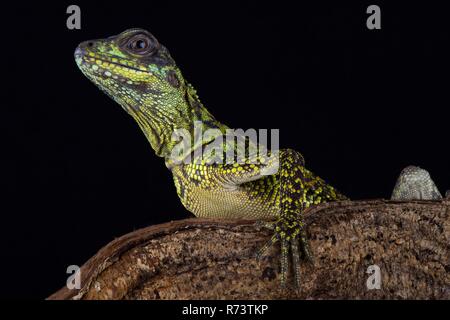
[128, 82, 228, 160]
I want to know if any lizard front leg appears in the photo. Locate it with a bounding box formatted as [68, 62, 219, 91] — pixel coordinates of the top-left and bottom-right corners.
[256, 149, 347, 288]
[173, 144, 346, 288]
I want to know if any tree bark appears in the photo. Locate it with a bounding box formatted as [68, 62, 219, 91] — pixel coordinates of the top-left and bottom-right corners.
[48, 199, 449, 300]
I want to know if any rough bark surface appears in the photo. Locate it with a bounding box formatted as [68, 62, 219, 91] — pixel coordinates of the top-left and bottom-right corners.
[48, 199, 449, 300]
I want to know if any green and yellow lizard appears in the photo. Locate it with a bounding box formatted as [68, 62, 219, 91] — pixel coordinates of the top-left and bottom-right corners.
[75, 28, 347, 288]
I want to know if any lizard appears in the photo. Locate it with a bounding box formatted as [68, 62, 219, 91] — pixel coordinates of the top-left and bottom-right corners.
[391, 166, 443, 200]
[74, 28, 347, 288]
[75, 28, 446, 288]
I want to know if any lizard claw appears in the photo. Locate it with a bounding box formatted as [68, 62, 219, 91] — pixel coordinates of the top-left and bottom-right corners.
[255, 234, 278, 259]
[255, 217, 313, 289]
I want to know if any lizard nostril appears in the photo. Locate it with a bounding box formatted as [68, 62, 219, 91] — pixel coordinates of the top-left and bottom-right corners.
[74, 47, 83, 57]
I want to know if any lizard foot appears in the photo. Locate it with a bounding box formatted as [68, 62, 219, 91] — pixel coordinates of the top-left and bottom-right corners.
[254, 149, 341, 289]
[255, 216, 313, 289]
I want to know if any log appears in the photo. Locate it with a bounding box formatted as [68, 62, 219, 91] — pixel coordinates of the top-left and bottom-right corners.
[48, 199, 449, 300]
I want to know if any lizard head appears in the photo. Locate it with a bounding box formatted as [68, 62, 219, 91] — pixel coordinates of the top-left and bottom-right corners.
[75, 28, 225, 158]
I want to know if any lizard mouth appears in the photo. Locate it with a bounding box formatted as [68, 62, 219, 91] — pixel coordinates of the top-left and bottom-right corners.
[96, 58, 146, 73]
[75, 47, 147, 74]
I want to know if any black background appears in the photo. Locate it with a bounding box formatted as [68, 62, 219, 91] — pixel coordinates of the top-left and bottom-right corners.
[3, 1, 449, 299]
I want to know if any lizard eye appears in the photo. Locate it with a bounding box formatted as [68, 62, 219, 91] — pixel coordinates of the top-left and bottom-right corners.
[125, 34, 157, 55]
